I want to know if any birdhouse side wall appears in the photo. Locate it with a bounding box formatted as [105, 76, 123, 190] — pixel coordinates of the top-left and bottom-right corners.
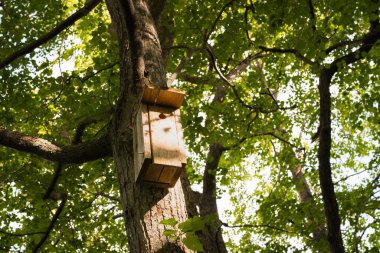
[133, 104, 152, 182]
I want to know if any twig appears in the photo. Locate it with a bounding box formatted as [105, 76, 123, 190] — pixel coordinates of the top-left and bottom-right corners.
[334, 169, 368, 184]
[0, 0, 102, 70]
[113, 213, 123, 220]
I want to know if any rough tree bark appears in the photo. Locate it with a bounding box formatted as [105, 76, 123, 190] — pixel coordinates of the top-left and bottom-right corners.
[106, 0, 193, 252]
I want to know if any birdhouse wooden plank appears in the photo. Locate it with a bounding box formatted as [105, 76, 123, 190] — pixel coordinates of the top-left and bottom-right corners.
[133, 87, 186, 188]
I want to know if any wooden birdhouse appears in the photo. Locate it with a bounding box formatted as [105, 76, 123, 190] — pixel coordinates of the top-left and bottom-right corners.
[133, 86, 186, 188]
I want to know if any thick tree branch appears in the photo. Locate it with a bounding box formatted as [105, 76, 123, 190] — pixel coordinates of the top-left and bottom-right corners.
[0, 126, 112, 164]
[43, 163, 64, 200]
[329, 25, 380, 72]
[72, 117, 98, 145]
[0, 0, 102, 70]
[258, 46, 316, 66]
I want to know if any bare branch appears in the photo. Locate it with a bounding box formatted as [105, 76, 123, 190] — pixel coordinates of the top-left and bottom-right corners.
[94, 192, 121, 203]
[33, 195, 67, 253]
[65, 62, 119, 84]
[329, 25, 380, 72]
[0, 126, 112, 164]
[0, 230, 45, 237]
[72, 117, 98, 145]
[205, 0, 237, 42]
[167, 49, 194, 86]
[307, 0, 316, 32]
[206, 45, 297, 114]
[325, 38, 363, 54]
[0, 0, 102, 70]
[205, 45, 264, 111]
[220, 220, 310, 238]
[258, 46, 316, 66]
[224, 131, 297, 150]
[43, 163, 64, 200]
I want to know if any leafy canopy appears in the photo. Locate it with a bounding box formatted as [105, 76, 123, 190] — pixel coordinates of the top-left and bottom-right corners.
[0, 0, 379, 252]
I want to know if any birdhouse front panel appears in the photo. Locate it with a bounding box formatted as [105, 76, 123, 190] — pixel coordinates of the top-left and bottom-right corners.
[134, 103, 186, 188]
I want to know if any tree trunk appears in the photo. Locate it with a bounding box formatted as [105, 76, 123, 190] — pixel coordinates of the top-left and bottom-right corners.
[106, 0, 193, 252]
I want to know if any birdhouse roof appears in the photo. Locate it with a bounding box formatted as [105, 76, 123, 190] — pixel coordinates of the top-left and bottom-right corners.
[142, 86, 185, 108]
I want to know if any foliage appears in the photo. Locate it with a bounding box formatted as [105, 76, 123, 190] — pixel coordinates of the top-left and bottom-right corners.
[0, 0, 379, 252]
[160, 215, 219, 252]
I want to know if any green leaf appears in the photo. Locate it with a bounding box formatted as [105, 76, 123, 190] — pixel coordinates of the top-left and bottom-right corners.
[178, 216, 206, 232]
[183, 232, 204, 252]
[163, 229, 177, 237]
[160, 218, 178, 227]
